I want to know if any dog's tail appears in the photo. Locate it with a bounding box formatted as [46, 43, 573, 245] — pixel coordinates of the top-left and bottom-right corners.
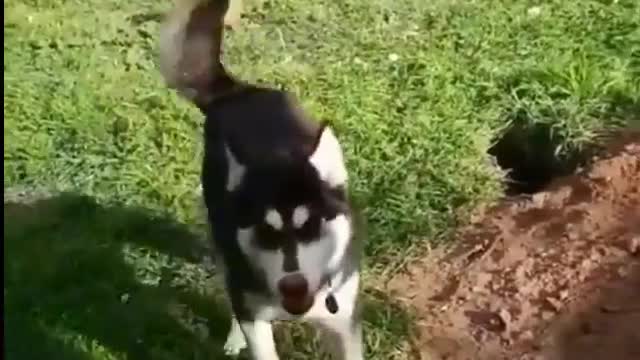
[158, 0, 240, 110]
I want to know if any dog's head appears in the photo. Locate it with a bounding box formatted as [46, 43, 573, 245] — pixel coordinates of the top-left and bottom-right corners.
[226, 124, 352, 315]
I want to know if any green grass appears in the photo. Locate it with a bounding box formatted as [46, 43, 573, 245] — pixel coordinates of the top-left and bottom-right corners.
[4, 0, 639, 358]
[4, 191, 413, 359]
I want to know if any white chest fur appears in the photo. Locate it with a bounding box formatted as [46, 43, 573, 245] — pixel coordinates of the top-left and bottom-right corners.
[243, 270, 360, 323]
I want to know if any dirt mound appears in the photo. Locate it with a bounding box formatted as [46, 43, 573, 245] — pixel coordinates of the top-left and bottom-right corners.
[388, 133, 640, 360]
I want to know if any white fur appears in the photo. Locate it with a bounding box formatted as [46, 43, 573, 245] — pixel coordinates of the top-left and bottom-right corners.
[309, 126, 348, 187]
[233, 215, 360, 360]
[324, 215, 352, 271]
[241, 270, 360, 322]
[238, 319, 279, 360]
[305, 271, 363, 360]
[305, 270, 360, 322]
[236, 271, 363, 360]
[264, 209, 284, 230]
[223, 315, 247, 355]
[292, 205, 310, 228]
[237, 228, 291, 304]
[225, 146, 246, 191]
[309, 126, 347, 186]
[243, 291, 287, 321]
[236, 215, 352, 299]
[236, 228, 285, 298]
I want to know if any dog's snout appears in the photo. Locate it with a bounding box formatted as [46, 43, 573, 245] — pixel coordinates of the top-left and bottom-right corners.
[278, 273, 309, 298]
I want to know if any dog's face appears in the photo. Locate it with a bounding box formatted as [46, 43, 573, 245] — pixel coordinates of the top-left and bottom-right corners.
[227, 126, 351, 315]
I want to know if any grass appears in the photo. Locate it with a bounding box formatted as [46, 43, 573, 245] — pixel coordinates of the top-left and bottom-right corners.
[4, 190, 412, 359]
[4, 0, 639, 358]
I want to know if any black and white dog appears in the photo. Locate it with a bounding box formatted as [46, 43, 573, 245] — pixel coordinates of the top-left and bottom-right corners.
[158, 0, 363, 359]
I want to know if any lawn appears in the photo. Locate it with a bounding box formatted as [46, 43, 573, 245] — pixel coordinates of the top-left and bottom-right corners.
[4, 0, 639, 359]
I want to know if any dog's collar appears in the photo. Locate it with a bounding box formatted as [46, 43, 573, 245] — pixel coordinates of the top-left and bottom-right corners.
[324, 278, 339, 314]
[320, 266, 351, 314]
[320, 268, 343, 293]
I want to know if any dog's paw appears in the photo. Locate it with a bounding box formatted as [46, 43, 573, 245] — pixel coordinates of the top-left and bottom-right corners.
[223, 333, 247, 356]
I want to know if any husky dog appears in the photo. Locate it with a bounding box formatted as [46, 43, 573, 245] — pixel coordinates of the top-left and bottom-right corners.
[158, 1, 363, 359]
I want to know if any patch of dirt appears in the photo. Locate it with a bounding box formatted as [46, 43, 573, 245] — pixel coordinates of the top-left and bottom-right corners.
[388, 132, 640, 360]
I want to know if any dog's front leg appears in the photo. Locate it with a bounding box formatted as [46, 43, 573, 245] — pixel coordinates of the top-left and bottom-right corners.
[223, 315, 248, 356]
[238, 319, 279, 360]
[319, 318, 364, 360]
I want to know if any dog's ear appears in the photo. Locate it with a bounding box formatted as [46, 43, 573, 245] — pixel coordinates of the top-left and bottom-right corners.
[224, 145, 246, 192]
[308, 124, 348, 187]
[159, 0, 236, 108]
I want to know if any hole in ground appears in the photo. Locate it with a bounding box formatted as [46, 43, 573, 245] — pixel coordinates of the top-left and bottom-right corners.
[488, 122, 587, 195]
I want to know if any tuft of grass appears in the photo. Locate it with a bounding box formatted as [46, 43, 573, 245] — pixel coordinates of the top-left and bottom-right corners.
[4, 0, 639, 358]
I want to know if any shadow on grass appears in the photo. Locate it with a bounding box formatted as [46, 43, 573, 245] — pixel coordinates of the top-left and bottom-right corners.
[271, 286, 416, 359]
[4, 192, 417, 359]
[4, 192, 231, 360]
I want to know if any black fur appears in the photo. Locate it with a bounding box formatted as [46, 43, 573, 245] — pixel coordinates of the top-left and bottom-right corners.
[200, 87, 353, 319]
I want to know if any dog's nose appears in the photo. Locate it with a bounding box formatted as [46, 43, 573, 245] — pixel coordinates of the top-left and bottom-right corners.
[278, 273, 309, 298]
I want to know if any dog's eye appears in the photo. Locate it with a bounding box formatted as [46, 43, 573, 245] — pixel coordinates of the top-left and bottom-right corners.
[254, 223, 283, 250]
[296, 216, 321, 241]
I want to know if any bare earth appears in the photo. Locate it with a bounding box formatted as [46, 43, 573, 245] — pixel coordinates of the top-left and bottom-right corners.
[388, 133, 640, 360]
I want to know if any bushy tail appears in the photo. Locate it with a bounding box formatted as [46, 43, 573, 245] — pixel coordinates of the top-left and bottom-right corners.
[158, 0, 238, 109]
